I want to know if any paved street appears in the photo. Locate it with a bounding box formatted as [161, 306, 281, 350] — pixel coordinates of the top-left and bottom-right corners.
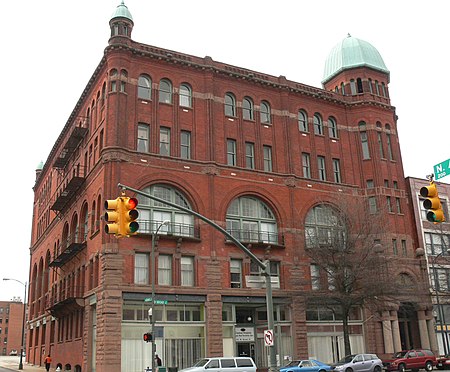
[0, 356, 45, 372]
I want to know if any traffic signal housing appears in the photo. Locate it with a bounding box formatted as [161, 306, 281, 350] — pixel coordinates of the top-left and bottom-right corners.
[104, 195, 140, 237]
[121, 197, 139, 236]
[143, 333, 152, 342]
[104, 198, 122, 235]
[420, 182, 445, 223]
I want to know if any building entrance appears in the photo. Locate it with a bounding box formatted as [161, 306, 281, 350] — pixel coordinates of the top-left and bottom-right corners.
[237, 342, 255, 359]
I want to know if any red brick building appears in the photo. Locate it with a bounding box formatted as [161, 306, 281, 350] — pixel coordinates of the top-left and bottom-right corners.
[0, 300, 25, 356]
[28, 2, 435, 372]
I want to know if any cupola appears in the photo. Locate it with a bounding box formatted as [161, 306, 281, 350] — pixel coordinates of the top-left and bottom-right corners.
[109, 1, 134, 43]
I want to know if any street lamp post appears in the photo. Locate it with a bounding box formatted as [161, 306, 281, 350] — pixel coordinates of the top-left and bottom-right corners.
[3, 278, 27, 370]
[430, 250, 450, 355]
[151, 220, 170, 372]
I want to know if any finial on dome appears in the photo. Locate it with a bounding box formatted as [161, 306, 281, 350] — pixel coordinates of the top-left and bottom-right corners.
[347, 33, 351, 38]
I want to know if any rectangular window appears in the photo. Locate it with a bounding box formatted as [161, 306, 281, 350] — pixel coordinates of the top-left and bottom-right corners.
[392, 239, 398, 255]
[302, 153, 311, 178]
[425, 233, 450, 256]
[245, 142, 255, 169]
[230, 259, 242, 288]
[396, 197, 402, 213]
[137, 123, 150, 152]
[377, 132, 385, 158]
[227, 139, 237, 166]
[135, 253, 149, 284]
[332, 159, 341, 183]
[317, 156, 326, 181]
[366, 179, 374, 188]
[160, 127, 171, 156]
[180, 130, 191, 159]
[369, 196, 377, 214]
[387, 196, 393, 212]
[181, 256, 194, 287]
[401, 240, 407, 256]
[360, 132, 370, 159]
[263, 145, 272, 172]
[386, 133, 394, 160]
[158, 254, 172, 285]
[310, 264, 320, 290]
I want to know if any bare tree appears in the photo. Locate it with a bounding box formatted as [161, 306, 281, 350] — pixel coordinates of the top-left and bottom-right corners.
[303, 194, 407, 357]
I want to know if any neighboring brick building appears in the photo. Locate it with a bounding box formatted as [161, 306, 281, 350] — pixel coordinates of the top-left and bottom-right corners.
[28, 2, 435, 372]
[0, 300, 25, 356]
[407, 177, 450, 355]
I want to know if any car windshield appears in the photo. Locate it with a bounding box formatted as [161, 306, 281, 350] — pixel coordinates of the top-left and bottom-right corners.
[193, 359, 209, 367]
[284, 361, 301, 368]
[338, 355, 356, 364]
[394, 352, 408, 358]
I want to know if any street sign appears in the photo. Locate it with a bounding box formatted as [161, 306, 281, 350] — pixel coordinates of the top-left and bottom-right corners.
[144, 298, 168, 305]
[434, 158, 450, 180]
[264, 329, 274, 346]
[245, 275, 280, 289]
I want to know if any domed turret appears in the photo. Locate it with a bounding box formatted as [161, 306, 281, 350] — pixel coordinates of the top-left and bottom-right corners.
[109, 1, 134, 43]
[322, 35, 390, 99]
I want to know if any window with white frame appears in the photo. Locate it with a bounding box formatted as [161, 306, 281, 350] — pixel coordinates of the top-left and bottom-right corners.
[226, 196, 278, 244]
[135, 253, 149, 284]
[158, 254, 172, 285]
[160, 127, 171, 156]
[359, 122, 370, 159]
[317, 156, 326, 181]
[230, 259, 242, 288]
[332, 158, 341, 183]
[313, 113, 323, 135]
[181, 256, 194, 286]
[263, 145, 272, 172]
[179, 83, 192, 108]
[328, 117, 338, 138]
[305, 204, 346, 249]
[137, 123, 150, 152]
[138, 75, 152, 100]
[136, 184, 194, 237]
[242, 97, 254, 120]
[298, 110, 308, 132]
[310, 264, 320, 290]
[425, 232, 450, 256]
[368, 196, 377, 214]
[225, 93, 236, 117]
[180, 130, 191, 160]
[227, 139, 237, 166]
[245, 142, 255, 169]
[260, 101, 271, 124]
[159, 79, 172, 104]
[302, 153, 311, 178]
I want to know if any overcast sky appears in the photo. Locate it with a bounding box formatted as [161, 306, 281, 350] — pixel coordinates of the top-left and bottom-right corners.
[1, 0, 449, 301]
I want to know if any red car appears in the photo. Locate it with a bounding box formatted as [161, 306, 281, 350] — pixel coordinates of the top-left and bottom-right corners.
[437, 355, 450, 370]
[382, 349, 436, 372]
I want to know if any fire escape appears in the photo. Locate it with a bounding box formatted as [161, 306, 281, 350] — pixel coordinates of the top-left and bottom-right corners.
[46, 122, 88, 317]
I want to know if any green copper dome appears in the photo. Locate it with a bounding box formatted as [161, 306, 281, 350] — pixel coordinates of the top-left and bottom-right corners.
[36, 161, 44, 170]
[110, 1, 133, 22]
[322, 35, 389, 83]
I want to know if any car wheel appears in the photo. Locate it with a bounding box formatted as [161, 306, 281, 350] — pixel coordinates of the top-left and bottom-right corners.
[425, 362, 433, 371]
[398, 363, 406, 372]
[374, 366, 382, 372]
[346, 368, 353, 372]
[318, 369, 326, 372]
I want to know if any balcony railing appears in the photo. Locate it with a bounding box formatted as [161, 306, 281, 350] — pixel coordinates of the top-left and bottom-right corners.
[49, 231, 87, 268]
[50, 165, 86, 211]
[45, 285, 84, 318]
[53, 125, 88, 169]
[226, 229, 284, 246]
[137, 220, 200, 239]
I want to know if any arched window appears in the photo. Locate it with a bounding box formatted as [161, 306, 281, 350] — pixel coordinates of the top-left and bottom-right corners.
[305, 204, 346, 249]
[159, 79, 172, 104]
[120, 70, 127, 93]
[328, 117, 338, 138]
[298, 110, 308, 132]
[359, 121, 370, 160]
[242, 97, 254, 120]
[356, 78, 363, 93]
[385, 124, 394, 160]
[350, 79, 356, 95]
[179, 83, 192, 107]
[260, 101, 271, 124]
[226, 196, 278, 244]
[90, 200, 96, 234]
[137, 185, 194, 237]
[81, 203, 89, 241]
[340, 82, 345, 95]
[225, 92, 236, 117]
[368, 78, 373, 94]
[138, 75, 152, 100]
[110, 69, 118, 92]
[313, 113, 323, 135]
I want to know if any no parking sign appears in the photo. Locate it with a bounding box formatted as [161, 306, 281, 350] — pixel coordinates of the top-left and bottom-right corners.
[264, 329, 274, 346]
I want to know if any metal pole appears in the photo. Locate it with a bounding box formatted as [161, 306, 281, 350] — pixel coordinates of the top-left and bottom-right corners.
[118, 183, 277, 371]
[151, 221, 169, 372]
[432, 253, 448, 355]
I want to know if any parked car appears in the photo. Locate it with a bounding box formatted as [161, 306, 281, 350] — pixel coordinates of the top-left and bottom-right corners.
[435, 354, 450, 370]
[331, 354, 383, 372]
[281, 359, 332, 372]
[9, 349, 17, 356]
[179, 357, 256, 372]
[382, 349, 437, 372]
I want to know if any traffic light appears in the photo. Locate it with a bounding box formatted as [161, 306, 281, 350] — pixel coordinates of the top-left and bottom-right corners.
[104, 197, 122, 235]
[143, 333, 152, 342]
[420, 181, 445, 223]
[121, 197, 139, 236]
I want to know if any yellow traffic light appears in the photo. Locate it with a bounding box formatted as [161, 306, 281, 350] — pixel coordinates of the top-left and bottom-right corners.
[420, 182, 445, 223]
[104, 198, 122, 235]
[121, 197, 139, 236]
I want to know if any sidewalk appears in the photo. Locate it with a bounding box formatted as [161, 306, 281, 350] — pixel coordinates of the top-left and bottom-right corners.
[0, 356, 46, 372]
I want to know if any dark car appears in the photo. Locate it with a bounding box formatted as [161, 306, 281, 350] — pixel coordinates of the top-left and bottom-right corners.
[280, 359, 332, 372]
[437, 355, 450, 370]
[382, 349, 436, 372]
[331, 354, 383, 372]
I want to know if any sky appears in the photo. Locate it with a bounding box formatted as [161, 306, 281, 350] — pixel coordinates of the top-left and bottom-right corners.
[1, 0, 449, 301]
